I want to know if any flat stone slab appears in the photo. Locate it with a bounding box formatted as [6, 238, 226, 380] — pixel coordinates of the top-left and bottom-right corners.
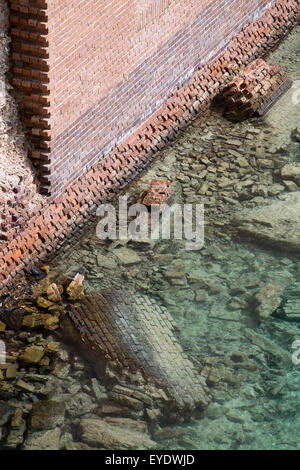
[63, 288, 209, 421]
[113, 248, 141, 266]
[232, 193, 300, 253]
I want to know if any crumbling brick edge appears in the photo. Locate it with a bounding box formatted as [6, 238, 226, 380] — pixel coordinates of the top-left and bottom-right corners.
[0, 0, 299, 295]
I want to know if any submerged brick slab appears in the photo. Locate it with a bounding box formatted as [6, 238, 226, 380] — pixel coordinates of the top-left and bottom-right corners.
[65, 288, 210, 420]
[222, 58, 292, 121]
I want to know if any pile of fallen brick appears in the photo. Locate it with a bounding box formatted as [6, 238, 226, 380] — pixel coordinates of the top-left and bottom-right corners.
[0, 272, 211, 423]
[222, 58, 292, 121]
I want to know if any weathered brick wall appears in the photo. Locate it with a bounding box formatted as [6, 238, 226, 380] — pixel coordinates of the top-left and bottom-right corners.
[1, 0, 299, 294]
[10, 0, 283, 197]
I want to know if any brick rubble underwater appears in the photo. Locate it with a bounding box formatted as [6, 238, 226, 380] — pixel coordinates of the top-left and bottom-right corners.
[139, 180, 172, 207]
[0, 0, 299, 294]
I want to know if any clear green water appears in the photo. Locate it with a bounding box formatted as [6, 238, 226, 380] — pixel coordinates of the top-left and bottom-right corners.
[54, 234, 300, 449]
[48, 26, 300, 450]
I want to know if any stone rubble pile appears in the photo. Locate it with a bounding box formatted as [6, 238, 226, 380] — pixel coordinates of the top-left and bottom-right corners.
[0, 22, 300, 450]
[231, 192, 300, 253]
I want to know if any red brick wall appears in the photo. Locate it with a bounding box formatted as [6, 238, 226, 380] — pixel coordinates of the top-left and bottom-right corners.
[10, 0, 282, 196]
[1, 0, 299, 294]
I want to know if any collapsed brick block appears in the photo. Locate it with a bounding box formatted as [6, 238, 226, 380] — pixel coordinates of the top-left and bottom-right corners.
[1, 0, 299, 295]
[64, 288, 210, 421]
[139, 180, 171, 207]
[66, 273, 85, 301]
[222, 58, 292, 121]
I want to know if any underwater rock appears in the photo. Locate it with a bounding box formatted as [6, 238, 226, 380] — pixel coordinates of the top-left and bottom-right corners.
[23, 428, 61, 450]
[244, 329, 291, 365]
[22, 313, 59, 330]
[281, 163, 300, 186]
[96, 254, 118, 270]
[5, 409, 26, 449]
[16, 379, 35, 393]
[282, 180, 298, 192]
[30, 401, 65, 430]
[6, 428, 25, 449]
[0, 402, 14, 426]
[291, 127, 300, 142]
[3, 364, 18, 380]
[275, 281, 300, 320]
[97, 400, 138, 418]
[196, 290, 209, 303]
[37, 296, 54, 309]
[113, 248, 141, 266]
[66, 392, 97, 417]
[252, 283, 284, 320]
[18, 345, 44, 365]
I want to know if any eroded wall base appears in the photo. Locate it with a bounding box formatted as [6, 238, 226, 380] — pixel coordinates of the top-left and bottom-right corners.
[0, 0, 299, 294]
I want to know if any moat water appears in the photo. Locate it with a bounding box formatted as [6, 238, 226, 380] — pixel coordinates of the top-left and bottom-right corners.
[1, 27, 300, 450]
